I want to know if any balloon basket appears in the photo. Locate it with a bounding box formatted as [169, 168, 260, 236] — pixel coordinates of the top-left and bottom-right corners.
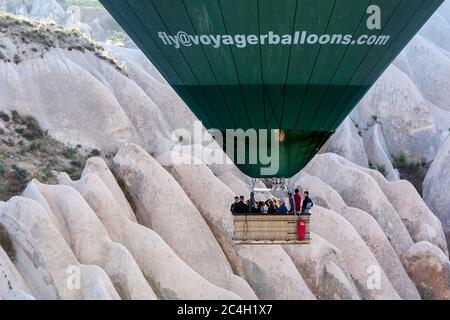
[233, 214, 311, 245]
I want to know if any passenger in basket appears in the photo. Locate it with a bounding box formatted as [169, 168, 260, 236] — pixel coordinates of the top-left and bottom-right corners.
[294, 189, 302, 213]
[273, 199, 280, 212]
[288, 192, 296, 214]
[250, 201, 260, 214]
[258, 201, 266, 214]
[302, 191, 314, 214]
[230, 196, 239, 213]
[232, 195, 249, 214]
[276, 199, 289, 214]
[265, 199, 277, 214]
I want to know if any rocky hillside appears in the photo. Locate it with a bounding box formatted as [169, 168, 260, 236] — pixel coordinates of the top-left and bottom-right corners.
[1, 5, 450, 300]
[326, 1, 450, 246]
[0, 109, 109, 201]
[1, 0, 133, 45]
[2, 144, 449, 300]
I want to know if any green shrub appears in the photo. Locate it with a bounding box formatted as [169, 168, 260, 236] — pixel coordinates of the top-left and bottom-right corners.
[35, 171, 48, 183]
[393, 152, 422, 170]
[12, 164, 27, 180]
[396, 153, 408, 166]
[13, 53, 21, 64]
[0, 111, 10, 122]
[63, 146, 78, 159]
[11, 110, 22, 124]
[29, 141, 41, 151]
[0, 181, 4, 200]
[23, 116, 44, 140]
[56, 32, 65, 41]
[90, 149, 101, 157]
[0, 156, 5, 176]
[19, 140, 30, 154]
[64, 165, 82, 180]
[377, 165, 386, 177]
[3, 139, 14, 147]
[70, 45, 85, 53]
[70, 159, 85, 168]
[107, 31, 126, 46]
[420, 158, 428, 167]
[83, 43, 96, 52]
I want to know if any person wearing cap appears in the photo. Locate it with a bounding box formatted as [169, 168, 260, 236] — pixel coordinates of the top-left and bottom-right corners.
[265, 199, 278, 214]
[275, 199, 289, 214]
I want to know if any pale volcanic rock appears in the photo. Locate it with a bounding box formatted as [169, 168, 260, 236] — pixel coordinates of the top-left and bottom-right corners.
[352, 66, 440, 163]
[81, 157, 137, 223]
[423, 135, 450, 251]
[64, 172, 242, 300]
[292, 172, 420, 300]
[343, 161, 449, 257]
[157, 152, 249, 279]
[0, 244, 33, 300]
[237, 245, 316, 300]
[22, 181, 156, 300]
[305, 153, 414, 258]
[404, 242, 450, 300]
[325, 118, 368, 167]
[0, 52, 140, 153]
[312, 205, 401, 300]
[401, 36, 450, 113]
[112, 143, 253, 299]
[0, 197, 120, 300]
[283, 234, 360, 300]
[218, 171, 251, 198]
[362, 123, 400, 181]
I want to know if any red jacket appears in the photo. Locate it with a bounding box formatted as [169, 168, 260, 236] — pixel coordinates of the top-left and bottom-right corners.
[294, 193, 302, 212]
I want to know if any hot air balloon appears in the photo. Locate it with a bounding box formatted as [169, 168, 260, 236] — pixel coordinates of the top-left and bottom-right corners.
[98, 0, 442, 244]
[99, 0, 442, 179]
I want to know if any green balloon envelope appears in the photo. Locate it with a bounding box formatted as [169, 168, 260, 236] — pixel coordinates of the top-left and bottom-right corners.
[99, 0, 443, 178]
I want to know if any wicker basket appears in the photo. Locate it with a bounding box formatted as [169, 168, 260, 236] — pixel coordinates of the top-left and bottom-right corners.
[233, 215, 311, 245]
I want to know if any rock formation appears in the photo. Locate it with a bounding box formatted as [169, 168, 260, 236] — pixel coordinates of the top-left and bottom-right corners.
[291, 172, 421, 300]
[283, 234, 360, 300]
[0, 7, 449, 300]
[0, 244, 34, 300]
[404, 242, 450, 300]
[112, 144, 256, 300]
[423, 136, 450, 250]
[62, 165, 243, 300]
[0, 197, 120, 300]
[325, 118, 368, 168]
[305, 153, 414, 257]
[23, 181, 157, 300]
